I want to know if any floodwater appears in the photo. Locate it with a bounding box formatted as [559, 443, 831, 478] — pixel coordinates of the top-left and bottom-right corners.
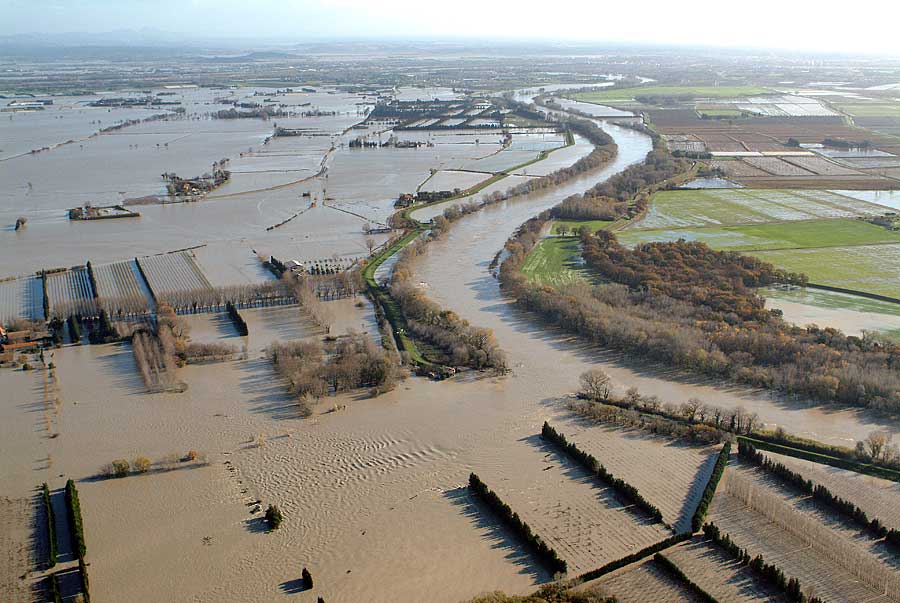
[0, 88, 560, 285]
[3, 85, 899, 603]
[546, 96, 636, 118]
[412, 120, 898, 447]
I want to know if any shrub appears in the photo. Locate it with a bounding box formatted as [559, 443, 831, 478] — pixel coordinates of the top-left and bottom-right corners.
[111, 459, 130, 477]
[133, 456, 151, 473]
[265, 504, 283, 529]
[301, 567, 313, 589]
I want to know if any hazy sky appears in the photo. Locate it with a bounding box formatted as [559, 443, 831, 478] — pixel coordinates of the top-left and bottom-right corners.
[4, 0, 900, 55]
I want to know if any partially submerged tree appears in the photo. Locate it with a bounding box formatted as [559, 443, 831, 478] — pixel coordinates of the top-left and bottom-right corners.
[265, 504, 283, 530]
[579, 369, 611, 400]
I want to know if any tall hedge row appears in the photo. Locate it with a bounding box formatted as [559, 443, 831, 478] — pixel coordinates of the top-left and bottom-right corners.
[542, 422, 664, 524]
[468, 473, 567, 575]
[691, 441, 731, 532]
[41, 482, 57, 567]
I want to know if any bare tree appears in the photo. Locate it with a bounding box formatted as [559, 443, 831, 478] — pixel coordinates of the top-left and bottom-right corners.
[865, 431, 891, 461]
[579, 369, 611, 400]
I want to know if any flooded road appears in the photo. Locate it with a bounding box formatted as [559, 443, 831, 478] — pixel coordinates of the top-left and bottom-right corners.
[413, 120, 897, 445]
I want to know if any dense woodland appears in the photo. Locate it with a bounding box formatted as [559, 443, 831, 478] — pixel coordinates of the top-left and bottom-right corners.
[550, 147, 690, 221]
[502, 219, 900, 413]
[268, 331, 402, 408]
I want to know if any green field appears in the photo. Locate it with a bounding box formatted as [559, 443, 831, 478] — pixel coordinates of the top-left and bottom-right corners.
[549, 219, 613, 235]
[696, 109, 745, 118]
[762, 286, 900, 317]
[633, 188, 891, 230]
[572, 85, 770, 105]
[833, 103, 900, 118]
[520, 237, 591, 287]
[756, 244, 900, 299]
[620, 217, 900, 299]
[619, 219, 900, 251]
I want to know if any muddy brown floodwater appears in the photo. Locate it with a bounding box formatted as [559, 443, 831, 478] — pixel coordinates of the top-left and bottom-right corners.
[412, 120, 898, 447]
[3, 109, 898, 603]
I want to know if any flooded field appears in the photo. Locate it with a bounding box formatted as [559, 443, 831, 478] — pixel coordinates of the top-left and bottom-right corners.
[411, 121, 899, 447]
[4, 79, 900, 603]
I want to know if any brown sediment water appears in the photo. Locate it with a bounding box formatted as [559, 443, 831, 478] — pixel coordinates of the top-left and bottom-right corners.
[411, 120, 897, 447]
[2, 108, 896, 603]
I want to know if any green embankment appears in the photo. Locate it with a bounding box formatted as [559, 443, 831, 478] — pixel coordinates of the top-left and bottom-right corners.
[573, 85, 770, 105]
[520, 237, 590, 287]
[363, 129, 578, 366]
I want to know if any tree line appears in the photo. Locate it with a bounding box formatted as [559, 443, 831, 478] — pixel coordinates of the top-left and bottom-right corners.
[464, 584, 617, 603]
[573, 371, 735, 444]
[702, 523, 823, 603]
[226, 301, 248, 336]
[391, 237, 507, 371]
[541, 422, 664, 524]
[468, 472, 568, 575]
[724, 471, 900, 597]
[738, 441, 900, 552]
[41, 483, 57, 568]
[691, 442, 731, 532]
[65, 478, 92, 602]
[652, 553, 719, 603]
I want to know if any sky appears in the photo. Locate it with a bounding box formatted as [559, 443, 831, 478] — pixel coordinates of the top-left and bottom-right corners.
[4, 0, 900, 55]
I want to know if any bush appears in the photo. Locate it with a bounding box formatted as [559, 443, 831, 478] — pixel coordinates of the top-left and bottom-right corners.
[265, 504, 283, 529]
[302, 567, 313, 589]
[133, 456, 151, 473]
[111, 459, 130, 477]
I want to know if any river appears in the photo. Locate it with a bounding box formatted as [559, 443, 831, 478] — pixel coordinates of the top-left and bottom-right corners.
[411, 119, 897, 446]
